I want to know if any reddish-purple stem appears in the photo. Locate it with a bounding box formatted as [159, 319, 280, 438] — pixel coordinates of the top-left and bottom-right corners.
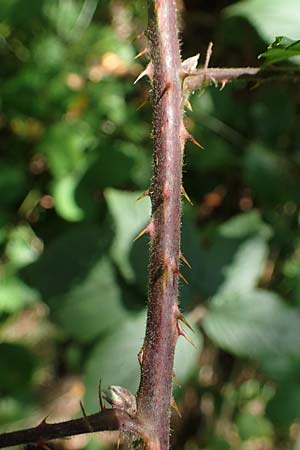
[136, 1, 183, 449]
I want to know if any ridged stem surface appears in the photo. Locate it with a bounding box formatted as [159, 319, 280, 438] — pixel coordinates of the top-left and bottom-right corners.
[136, 1, 183, 449]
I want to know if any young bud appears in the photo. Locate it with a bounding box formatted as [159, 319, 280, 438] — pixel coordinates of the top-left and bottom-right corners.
[103, 385, 137, 417]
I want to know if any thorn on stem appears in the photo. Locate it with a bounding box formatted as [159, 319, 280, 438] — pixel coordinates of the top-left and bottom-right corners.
[133, 63, 153, 85]
[187, 133, 204, 149]
[156, 82, 172, 104]
[204, 41, 214, 69]
[174, 268, 189, 285]
[138, 347, 144, 366]
[177, 270, 189, 284]
[208, 75, 218, 88]
[80, 401, 93, 432]
[184, 99, 193, 111]
[181, 186, 193, 206]
[136, 99, 149, 111]
[117, 434, 121, 448]
[38, 415, 50, 428]
[219, 79, 228, 91]
[171, 399, 182, 418]
[181, 125, 204, 149]
[178, 313, 194, 333]
[79, 401, 88, 418]
[134, 48, 148, 59]
[180, 252, 192, 269]
[136, 190, 149, 202]
[98, 379, 105, 411]
[177, 323, 196, 348]
[133, 221, 153, 241]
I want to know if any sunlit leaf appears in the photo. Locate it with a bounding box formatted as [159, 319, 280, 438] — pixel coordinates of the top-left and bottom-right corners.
[38, 122, 95, 179]
[52, 175, 85, 222]
[259, 36, 300, 65]
[0, 276, 37, 314]
[84, 312, 145, 411]
[5, 225, 42, 269]
[226, 0, 300, 43]
[84, 311, 202, 411]
[219, 211, 272, 239]
[105, 189, 151, 282]
[204, 290, 300, 360]
[217, 236, 268, 297]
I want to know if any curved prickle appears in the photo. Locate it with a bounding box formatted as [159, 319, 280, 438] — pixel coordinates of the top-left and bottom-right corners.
[133, 63, 153, 85]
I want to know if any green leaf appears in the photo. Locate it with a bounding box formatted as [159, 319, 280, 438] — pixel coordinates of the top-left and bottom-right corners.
[130, 236, 149, 295]
[21, 225, 129, 341]
[0, 276, 37, 314]
[0, 396, 34, 426]
[217, 236, 268, 297]
[84, 312, 202, 411]
[78, 142, 138, 191]
[267, 382, 300, 425]
[86, 79, 129, 125]
[219, 211, 272, 239]
[226, 0, 300, 43]
[32, 35, 66, 69]
[0, 0, 43, 25]
[259, 36, 300, 65]
[105, 189, 151, 282]
[38, 122, 95, 179]
[181, 215, 270, 300]
[84, 312, 146, 411]
[52, 175, 85, 222]
[22, 225, 112, 301]
[236, 411, 273, 440]
[204, 290, 300, 360]
[44, 0, 86, 42]
[174, 315, 203, 382]
[180, 218, 241, 299]
[5, 225, 42, 269]
[243, 143, 298, 205]
[53, 257, 126, 342]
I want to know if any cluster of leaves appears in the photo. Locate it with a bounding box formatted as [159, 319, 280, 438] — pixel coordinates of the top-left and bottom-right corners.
[1, 0, 300, 449]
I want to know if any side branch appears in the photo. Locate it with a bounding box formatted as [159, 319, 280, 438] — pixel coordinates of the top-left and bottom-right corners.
[0, 409, 143, 449]
[185, 67, 259, 89]
[184, 65, 300, 92]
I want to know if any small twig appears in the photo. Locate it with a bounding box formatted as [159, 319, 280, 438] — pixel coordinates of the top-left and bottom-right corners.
[184, 65, 300, 93]
[98, 379, 105, 411]
[0, 409, 144, 449]
[204, 42, 213, 69]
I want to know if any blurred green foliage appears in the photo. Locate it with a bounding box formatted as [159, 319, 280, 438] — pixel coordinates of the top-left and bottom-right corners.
[1, 1, 300, 449]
